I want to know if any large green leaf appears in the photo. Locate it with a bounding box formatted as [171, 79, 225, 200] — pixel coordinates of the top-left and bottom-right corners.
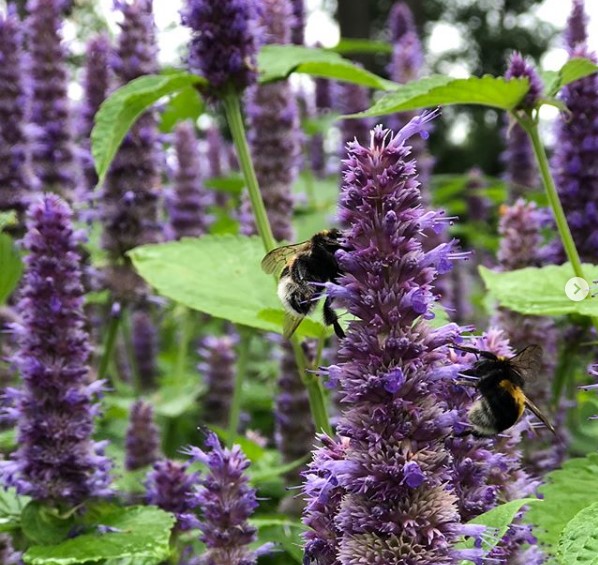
[158, 86, 204, 133]
[0, 233, 23, 304]
[0, 488, 29, 533]
[24, 506, 175, 565]
[543, 57, 598, 97]
[21, 502, 76, 546]
[0, 211, 17, 232]
[456, 498, 539, 559]
[330, 38, 393, 55]
[128, 235, 327, 338]
[258, 45, 396, 90]
[349, 75, 529, 118]
[92, 72, 206, 184]
[479, 263, 598, 317]
[526, 453, 598, 550]
[558, 502, 598, 564]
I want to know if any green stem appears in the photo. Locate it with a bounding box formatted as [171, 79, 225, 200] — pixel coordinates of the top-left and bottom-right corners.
[174, 307, 193, 385]
[222, 92, 276, 252]
[523, 119, 598, 331]
[222, 89, 332, 437]
[227, 330, 252, 447]
[98, 303, 121, 384]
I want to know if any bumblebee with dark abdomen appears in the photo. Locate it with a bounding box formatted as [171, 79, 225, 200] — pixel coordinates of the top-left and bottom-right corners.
[261, 229, 346, 339]
[452, 344, 556, 437]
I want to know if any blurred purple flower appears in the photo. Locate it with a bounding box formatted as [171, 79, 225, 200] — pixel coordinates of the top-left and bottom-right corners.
[0, 194, 111, 504]
[125, 400, 160, 471]
[80, 34, 111, 193]
[26, 0, 81, 201]
[184, 432, 270, 563]
[310, 76, 332, 178]
[242, 0, 301, 242]
[465, 168, 490, 224]
[167, 121, 213, 239]
[303, 117, 481, 564]
[101, 0, 162, 269]
[290, 0, 304, 45]
[0, 7, 37, 230]
[505, 52, 543, 109]
[198, 333, 238, 428]
[566, 0, 588, 50]
[336, 81, 371, 152]
[145, 459, 200, 531]
[181, 0, 263, 97]
[131, 308, 159, 390]
[502, 120, 538, 200]
[550, 0, 598, 263]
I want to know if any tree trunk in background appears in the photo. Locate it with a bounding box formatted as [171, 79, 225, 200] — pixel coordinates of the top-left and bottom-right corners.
[336, 0, 372, 67]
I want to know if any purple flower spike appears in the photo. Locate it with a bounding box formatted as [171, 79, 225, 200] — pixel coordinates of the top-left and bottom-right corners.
[389, 1, 416, 42]
[131, 308, 159, 390]
[80, 34, 111, 192]
[186, 432, 269, 563]
[0, 194, 111, 505]
[337, 81, 371, 150]
[198, 333, 238, 428]
[550, 0, 598, 263]
[310, 77, 333, 178]
[303, 117, 479, 564]
[566, 0, 588, 50]
[125, 400, 160, 471]
[181, 0, 263, 98]
[290, 0, 304, 45]
[0, 8, 37, 230]
[505, 52, 543, 109]
[168, 121, 213, 239]
[145, 459, 200, 531]
[502, 119, 538, 200]
[26, 0, 81, 201]
[242, 0, 301, 242]
[101, 0, 162, 270]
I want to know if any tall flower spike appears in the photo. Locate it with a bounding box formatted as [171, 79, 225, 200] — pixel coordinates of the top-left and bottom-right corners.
[26, 0, 81, 201]
[145, 459, 200, 531]
[198, 333, 238, 428]
[185, 432, 270, 563]
[125, 400, 160, 471]
[550, 0, 598, 263]
[101, 0, 162, 270]
[566, 0, 587, 50]
[336, 81, 371, 150]
[131, 307, 159, 390]
[181, 0, 263, 98]
[242, 0, 301, 242]
[310, 76, 333, 178]
[303, 116, 481, 564]
[290, 0, 305, 45]
[167, 121, 213, 239]
[80, 34, 111, 193]
[0, 195, 111, 505]
[502, 119, 538, 200]
[0, 7, 37, 231]
[505, 52, 543, 110]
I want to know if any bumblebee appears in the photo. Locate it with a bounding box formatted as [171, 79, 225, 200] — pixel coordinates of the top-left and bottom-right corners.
[261, 229, 346, 339]
[453, 344, 556, 437]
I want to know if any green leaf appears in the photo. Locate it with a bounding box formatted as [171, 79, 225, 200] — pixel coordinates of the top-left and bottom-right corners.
[479, 263, 598, 317]
[0, 211, 17, 232]
[158, 86, 204, 133]
[204, 174, 245, 195]
[24, 506, 175, 565]
[258, 45, 396, 90]
[349, 75, 529, 118]
[249, 454, 309, 483]
[252, 516, 305, 564]
[128, 235, 327, 338]
[557, 502, 598, 564]
[0, 488, 29, 533]
[545, 57, 598, 96]
[150, 380, 204, 418]
[330, 38, 393, 55]
[526, 453, 598, 549]
[210, 426, 266, 463]
[0, 233, 23, 305]
[21, 501, 76, 546]
[92, 72, 206, 184]
[456, 498, 539, 557]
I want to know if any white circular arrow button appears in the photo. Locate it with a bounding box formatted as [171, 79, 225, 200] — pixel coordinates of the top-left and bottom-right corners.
[565, 277, 590, 302]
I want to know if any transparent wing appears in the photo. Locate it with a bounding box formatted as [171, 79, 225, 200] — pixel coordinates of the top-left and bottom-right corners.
[261, 241, 311, 275]
[524, 395, 556, 435]
[510, 344, 543, 382]
[283, 312, 304, 339]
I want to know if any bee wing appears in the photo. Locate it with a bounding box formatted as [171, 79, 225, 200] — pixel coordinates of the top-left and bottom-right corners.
[510, 344, 543, 382]
[283, 312, 304, 340]
[261, 241, 311, 275]
[524, 396, 556, 435]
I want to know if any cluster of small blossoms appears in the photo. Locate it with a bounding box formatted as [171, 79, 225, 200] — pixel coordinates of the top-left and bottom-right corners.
[0, 7, 37, 229]
[184, 432, 271, 563]
[0, 195, 111, 505]
[181, 0, 263, 98]
[550, 0, 598, 262]
[125, 400, 160, 471]
[26, 0, 81, 201]
[303, 117, 481, 564]
[242, 0, 301, 242]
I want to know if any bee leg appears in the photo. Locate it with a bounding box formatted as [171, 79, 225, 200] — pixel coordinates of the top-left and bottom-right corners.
[454, 379, 477, 388]
[323, 296, 345, 338]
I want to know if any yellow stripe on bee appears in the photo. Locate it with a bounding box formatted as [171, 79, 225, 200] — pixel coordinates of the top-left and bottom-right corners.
[499, 379, 525, 418]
